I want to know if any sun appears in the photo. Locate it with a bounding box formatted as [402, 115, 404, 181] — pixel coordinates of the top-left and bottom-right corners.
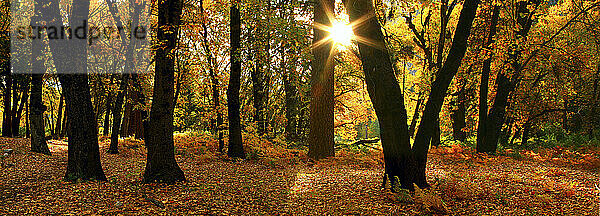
[327, 21, 354, 49]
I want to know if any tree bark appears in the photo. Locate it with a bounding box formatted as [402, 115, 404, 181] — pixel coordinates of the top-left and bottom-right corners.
[29, 11, 50, 154]
[344, 0, 413, 190]
[103, 90, 112, 136]
[12, 76, 30, 137]
[479, 0, 541, 153]
[10, 77, 19, 136]
[431, 117, 441, 146]
[250, 10, 270, 136]
[128, 76, 145, 140]
[108, 75, 126, 154]
[451, 90, 467, 142]
[42, 0, 106, 181]
[308, 0, 335, 160]
[199, 0, 224, 152]
[142, 0, 186, 183]
[476, 5, 500, 153]
[54, 93, 63, 138]
[3, 73, 12, 137]
[226, 0, 245, 159]
[30, 74, 49, 155]
[284, 56, 300, 141]
[411, 0, 480, 188]
[408, 93, 423, 138]
[25, 102, 30, 138]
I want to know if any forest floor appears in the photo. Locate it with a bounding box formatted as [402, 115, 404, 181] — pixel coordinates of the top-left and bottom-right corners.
[0, 135, 599, 215]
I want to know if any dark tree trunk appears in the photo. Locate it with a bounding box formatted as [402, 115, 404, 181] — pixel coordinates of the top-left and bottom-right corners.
[250, 21, 270, 136]
[61, 73, 107, 181]
[60, 109, 67, 137]
[226, 0, 245, 159]
[42, 0, 106, 181]
[452, 89, 467, 142]
[482, 73, 513, 152]
[479, 0, 539, 153]
[431, 117, 441, 147]
[25, 102, 29, 138]
[143, 0, 186, 183]
[308, 0, 335, 160]
[10, 77, 19, 136]
[29, 10, 50, 154]
[408, 93, 423, 138]
[3, 73, 12, 137]
[30, 74, 49, 155]
[12, 77, 30, 137]
[476, 5, 500, 153]
[54, 93, 63, 138]
[106, 0, 142, 140]
[251, 66, 268, 136]
[521, 122, 530, 146]
[129, 76, 146, 140]
[103, 91, 112, 136]
[411, 0, 480, 188]
[590, 63, 600, 138]
[344, 0, 413, 190]
[120, 100, 132, 137]
[284, 56, 300, 141]
[108, 76, 126, 154]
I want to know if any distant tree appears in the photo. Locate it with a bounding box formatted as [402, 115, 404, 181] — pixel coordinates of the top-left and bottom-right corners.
[308, 0, 335, 160]
[106, 0, 142, 154]
[142, 0, 186, 183]
[227, 0, 245, 159]
[199, 0, 225, 152]
[2, 72, 12, 137]
[108, 75, 126, 154]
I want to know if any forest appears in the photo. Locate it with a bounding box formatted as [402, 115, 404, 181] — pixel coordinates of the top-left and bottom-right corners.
[0, 0, 599, 215]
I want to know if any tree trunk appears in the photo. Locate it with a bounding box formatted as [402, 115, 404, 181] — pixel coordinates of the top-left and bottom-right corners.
[226, 0, 245, 159]
[344, 0, 413, 190]
[29, 10, 50, 154]
[42, 0, 106, 181]
[108, 76, 126, 154]
[589, 63, 600, 138]
[411, 0, 480, 188]
[431, 117, 441, 147]
[10, 77, 19, 136]
[476, 5, 500, 153]
[30, 74, 49, 155]
[103, 91, 112, 136]
[25, 101, 30, 138]
[60, 108, 67, 137]
[284, 56, 300, 141]
[143, 0, 186, 183]
[521, 122, 530, 146]
[12, 76, 30, 137]
[408, 93, 423, 138]
[3, 73, 12, 137]
[308, 0, 335, 160]
[130, 74, 147, 140]
[250, 23, 270, 136]
[452, 89, 467, 142]
[482, 73, 513, 152]
[479, 0, 539, 153]
[54, 93, 63, 138]
[199, 0, 224, 152]
[120, 101, 132, 137]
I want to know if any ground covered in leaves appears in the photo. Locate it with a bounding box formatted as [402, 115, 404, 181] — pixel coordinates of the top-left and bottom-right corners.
[0, 135, 599, 215]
